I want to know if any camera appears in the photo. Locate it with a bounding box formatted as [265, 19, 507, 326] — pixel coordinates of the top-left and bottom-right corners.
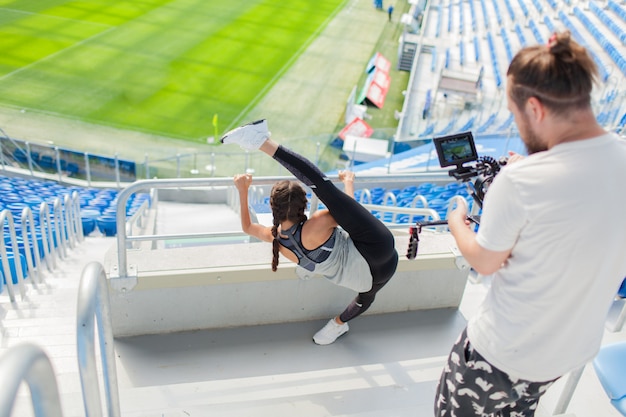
[433, 131, 507, 207]
[406, 131, 508, 260]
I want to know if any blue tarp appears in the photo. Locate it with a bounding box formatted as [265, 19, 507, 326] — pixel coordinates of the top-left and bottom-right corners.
[332, 134, 527, 176]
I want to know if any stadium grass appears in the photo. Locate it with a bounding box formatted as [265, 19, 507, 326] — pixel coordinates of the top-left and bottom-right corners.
[0, 0, 345, 142]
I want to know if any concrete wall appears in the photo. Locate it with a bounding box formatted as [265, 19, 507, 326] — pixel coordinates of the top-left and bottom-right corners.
[105, 232, 470, 337]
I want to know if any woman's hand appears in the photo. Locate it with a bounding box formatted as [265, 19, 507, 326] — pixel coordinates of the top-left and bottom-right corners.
[338, 170, 355, 198]
[233, 173, 253, 192]
[338, 170, 355, 184]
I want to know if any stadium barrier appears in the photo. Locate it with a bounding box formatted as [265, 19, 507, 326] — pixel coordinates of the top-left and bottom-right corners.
[102, 175, 471, 337]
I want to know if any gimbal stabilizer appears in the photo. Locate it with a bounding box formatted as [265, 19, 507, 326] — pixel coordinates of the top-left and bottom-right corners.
[405, 131, 507, 260]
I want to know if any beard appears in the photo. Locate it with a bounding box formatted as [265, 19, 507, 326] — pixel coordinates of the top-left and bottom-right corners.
[519, 114, 548, 155]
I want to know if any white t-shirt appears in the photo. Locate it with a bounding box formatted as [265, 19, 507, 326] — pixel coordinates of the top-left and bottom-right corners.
[468, 133, 626, 381]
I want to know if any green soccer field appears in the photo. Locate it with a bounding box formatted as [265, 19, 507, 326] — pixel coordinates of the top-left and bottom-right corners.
[0, 0, 345, 143]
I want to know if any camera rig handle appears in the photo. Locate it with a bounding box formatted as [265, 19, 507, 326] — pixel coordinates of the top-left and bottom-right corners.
[406, 216, 480, 260]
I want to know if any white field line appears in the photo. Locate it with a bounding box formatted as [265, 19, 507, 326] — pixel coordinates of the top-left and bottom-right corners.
[0, 7, 112, 27]
[226, 0, 352, 132]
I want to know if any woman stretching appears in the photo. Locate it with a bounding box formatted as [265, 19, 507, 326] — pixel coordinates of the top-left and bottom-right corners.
[222, 119, 399, 345]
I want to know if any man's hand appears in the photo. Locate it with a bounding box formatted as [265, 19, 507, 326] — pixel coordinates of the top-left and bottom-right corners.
[507, 151, 525, 165]
[446, 196, 511, 275]
[447, 196, 471, 235]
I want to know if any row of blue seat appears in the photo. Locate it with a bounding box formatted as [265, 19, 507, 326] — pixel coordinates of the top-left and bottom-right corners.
[528, 19, 544, 44]
[602, 89, 620, 105]
[608, 0, 626, 24]
[591, 1, 626, 45]
[476, 112, 498, 134]
[458, 0, 465, 34]
[515, 23, 527, 48]
[1, 175, 149, 240]
[473, 36, 481, 62]
[530, 0, 543, 14]
[468, 0, 477, 32]
[500, 27, 514, 63]
[435, 4, 443, 38]
[546, 0, 557, 10]
[489, 0, 504, 27]
[435, 0, 623, 81]
[459, 41, 465, 66]
[597, 107, 624, 127]
[358, 182, 474, 222]
[569, 8, 626, 78]
[448, 1, 454, 34]
[486, 32, 503, 88]
[256, 182, 474, 224]
[0, 174, 153, 294]
[480, 0, 492, 28]
[548, 13, 611, 83]
[503, 0, 517, 21]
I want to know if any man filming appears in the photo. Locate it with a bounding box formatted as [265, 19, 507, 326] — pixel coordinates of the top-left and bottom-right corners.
[435, 31, 626, 416]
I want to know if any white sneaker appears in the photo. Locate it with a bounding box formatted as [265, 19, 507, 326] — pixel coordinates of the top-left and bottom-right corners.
[313, 318, 349, 345]
[220, 119, 270, 150]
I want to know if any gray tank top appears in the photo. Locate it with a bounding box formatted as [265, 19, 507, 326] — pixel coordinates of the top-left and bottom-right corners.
[292, 227, 373, 293]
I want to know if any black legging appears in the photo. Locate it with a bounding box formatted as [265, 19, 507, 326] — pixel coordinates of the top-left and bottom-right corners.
[273, 145, 399, 322]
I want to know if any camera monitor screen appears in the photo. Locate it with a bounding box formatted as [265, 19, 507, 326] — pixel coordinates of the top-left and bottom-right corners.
[433, 131, 478, 168]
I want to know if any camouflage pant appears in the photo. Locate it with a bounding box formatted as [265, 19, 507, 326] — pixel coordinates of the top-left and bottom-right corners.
[434, 328, 558, 417]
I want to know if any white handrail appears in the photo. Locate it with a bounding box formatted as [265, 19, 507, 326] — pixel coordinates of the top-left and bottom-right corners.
[52, 197, 67, 260]
[21, 206, 43, 285]
[113, 174, 435, 278]
[63, 194, 76, 249]
[552, 365, 585, 415]
[0, 209, 26, 302]
[38, 201, 57, 272]
[76, 261, 121, 417]
[72, 191, 85, 243]
[0, 342, 64, 417]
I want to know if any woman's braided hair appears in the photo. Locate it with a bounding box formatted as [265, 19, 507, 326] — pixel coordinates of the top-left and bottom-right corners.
[269, 180, 308, 271]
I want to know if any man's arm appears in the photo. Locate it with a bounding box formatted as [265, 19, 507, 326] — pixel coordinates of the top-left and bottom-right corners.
[447, 198, 511, 275]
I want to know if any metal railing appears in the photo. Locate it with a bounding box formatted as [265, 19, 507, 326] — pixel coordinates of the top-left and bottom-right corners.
[112, 173, 452, 279]
[20, 205, 44, 285]
[0, 209, 27, 301]
[39, 201, 59, 271]
[76, 261, 121, 417]
[552, 366, 586, 415]
[0, 342, 64, 417]
[0, 192, 83, 302]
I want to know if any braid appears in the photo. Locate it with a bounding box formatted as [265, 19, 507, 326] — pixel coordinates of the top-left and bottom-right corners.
[271, 219, 280, 272]
[269, 180, 309, 272]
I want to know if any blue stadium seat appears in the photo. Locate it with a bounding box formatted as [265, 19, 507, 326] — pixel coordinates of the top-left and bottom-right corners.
[618, 278, 626, 299]
[96, 216, 117, 237]
[528, 19, 544, 44]
[514, 23, 527, 48]
[608, 0, 626, 24]
[500, 27, 513, 63]
[480, 0, 490, 28]
[593, 342, 626, 416]
[486, 32, 502, 88]
[477, 113, 497, 133]
[473, 36, 480, 62]
[0, 252, 28, 284]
